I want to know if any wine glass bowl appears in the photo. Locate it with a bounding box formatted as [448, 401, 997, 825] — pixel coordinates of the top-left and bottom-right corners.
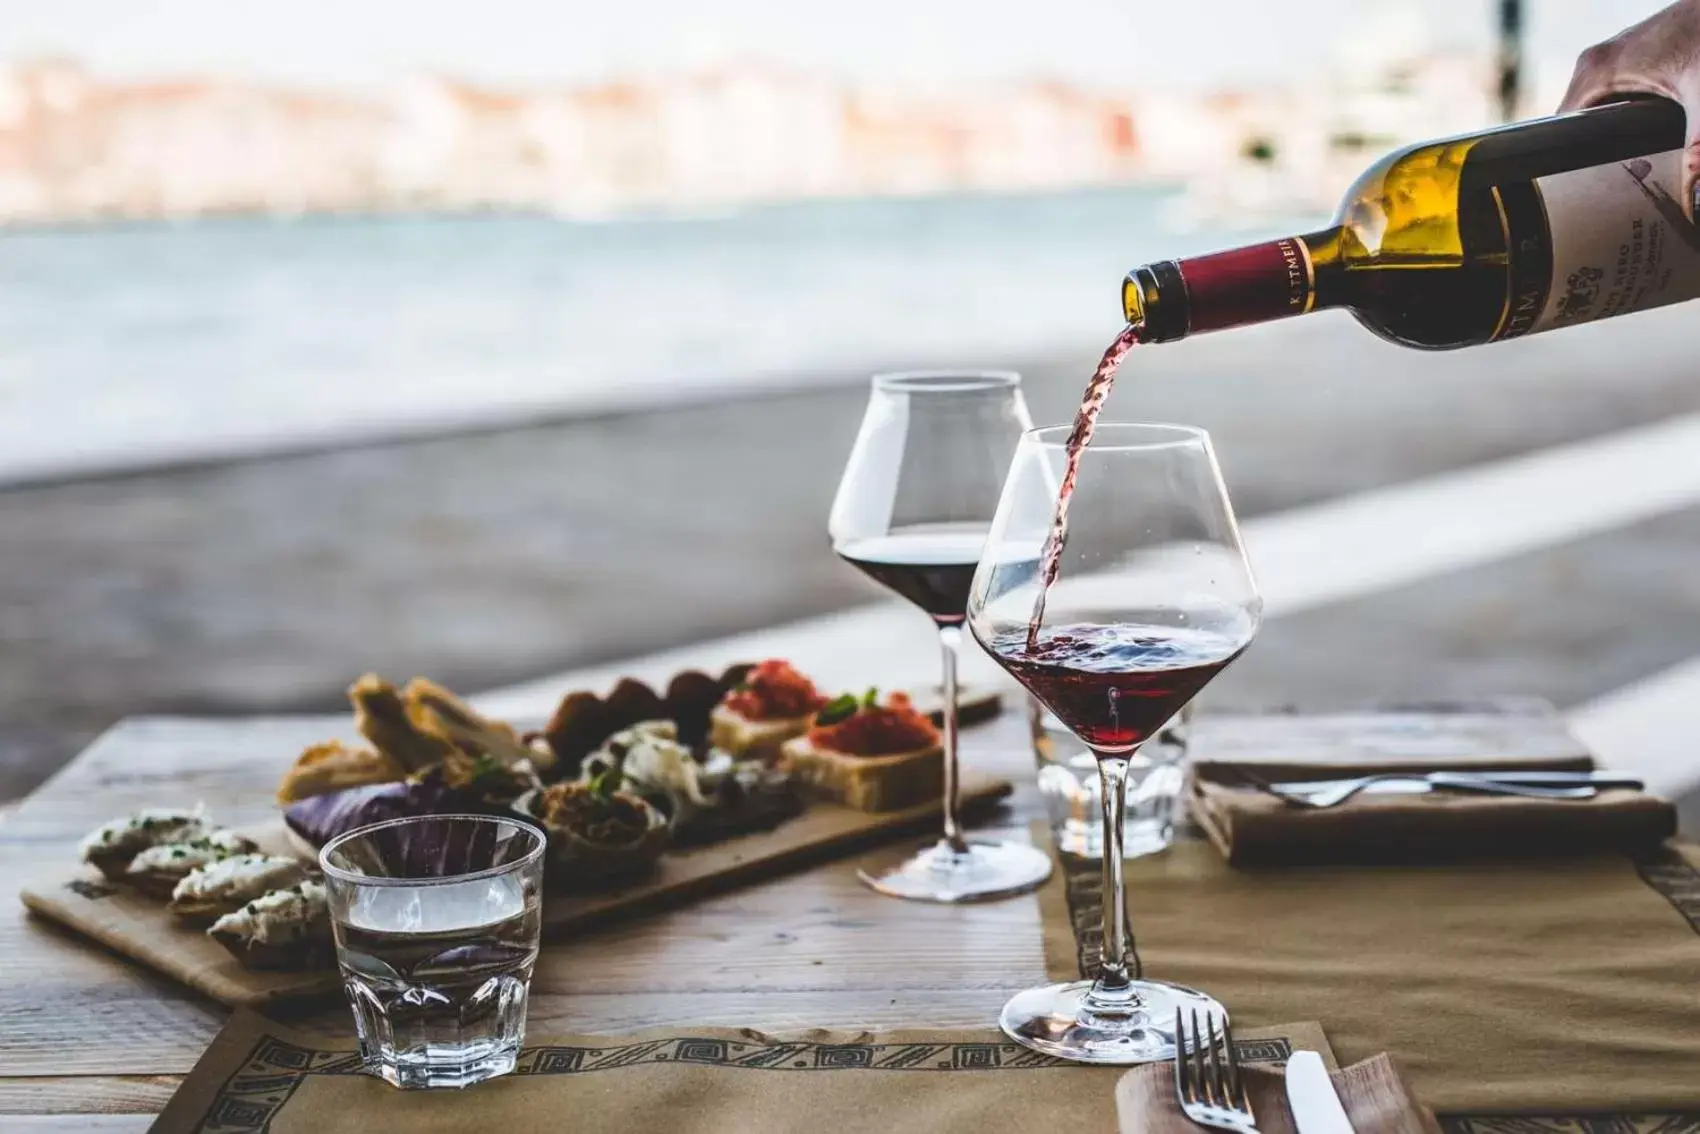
[829, 370, 1055, 903]
[969, 422, 1260, 1063]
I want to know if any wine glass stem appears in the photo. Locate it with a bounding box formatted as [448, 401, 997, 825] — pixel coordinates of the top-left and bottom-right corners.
[937, 623, 968, 855]
[1092, 753, 1137, 1003]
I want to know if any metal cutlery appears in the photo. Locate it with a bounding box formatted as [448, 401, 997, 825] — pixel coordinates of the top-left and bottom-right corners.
[1284, 1049, 1355, 1133]
[1253, 770, 1644, 810]
[1174, 1008, 1259, 1132]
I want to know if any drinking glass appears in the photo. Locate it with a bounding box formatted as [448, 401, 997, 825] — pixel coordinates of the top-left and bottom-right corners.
[830, 370, 1054, 902]
[320, 814, 545, 1089]
[1033, 700, 1193, 859]
[968, 423, 1260, 1063]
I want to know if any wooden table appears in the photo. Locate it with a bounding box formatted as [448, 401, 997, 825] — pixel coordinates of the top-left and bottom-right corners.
[0, 711, 1051, 1129]
[6, 702, 1694, 1129]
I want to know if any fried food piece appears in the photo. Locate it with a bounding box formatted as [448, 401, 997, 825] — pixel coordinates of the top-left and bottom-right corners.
[404, 677, 555, 776]
[539, 664, 754, 774]
[349, 673, 455, 772]
[276, 740, 406, 804]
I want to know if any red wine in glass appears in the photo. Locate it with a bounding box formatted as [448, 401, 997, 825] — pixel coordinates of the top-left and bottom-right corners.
[830, 370, 1055, 903]
[984, 622, 1246, 754]
[836, 524, 988, 625]
[969, 419, 1258, 1063]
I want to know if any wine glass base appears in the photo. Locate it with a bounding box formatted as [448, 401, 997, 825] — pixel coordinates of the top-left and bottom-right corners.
[856, 838, 1053, 903]
[999, 978, 1224, 1064]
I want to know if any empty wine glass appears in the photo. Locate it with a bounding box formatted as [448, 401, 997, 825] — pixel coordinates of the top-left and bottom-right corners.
[829, 371, 1055, 902]
[968, 422, 1260, 1063]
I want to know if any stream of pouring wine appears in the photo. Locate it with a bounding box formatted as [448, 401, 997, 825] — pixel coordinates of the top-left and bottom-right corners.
[1026, 322, 1144, 649]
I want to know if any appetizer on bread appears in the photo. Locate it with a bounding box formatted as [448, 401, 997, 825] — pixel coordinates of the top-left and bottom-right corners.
[170, 854, 311, 924]
[208, 880, 332, 970]
[709, 660, 828, 764]
[780, 690, 943, 812]
[124, 830, 259, 898]
[79, 808, 212, 882]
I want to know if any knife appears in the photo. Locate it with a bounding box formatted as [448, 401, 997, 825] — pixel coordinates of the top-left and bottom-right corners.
[1285, 1050, 1355, 1134]
[1271, 770, 1645, 796]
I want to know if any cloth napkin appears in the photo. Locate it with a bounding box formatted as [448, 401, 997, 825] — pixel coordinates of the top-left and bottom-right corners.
[1115, 1053, 1441, 1134]
[1181, 700, 1683, 866]
[1189, 767, 1677, 867]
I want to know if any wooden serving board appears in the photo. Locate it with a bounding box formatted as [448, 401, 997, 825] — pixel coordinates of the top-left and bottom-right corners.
[18, 771, 1012, 1007]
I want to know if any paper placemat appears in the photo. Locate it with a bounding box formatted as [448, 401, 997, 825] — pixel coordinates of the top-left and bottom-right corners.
[152, 1012, 1331, 1133]
[1034, 822, 1700, 1118]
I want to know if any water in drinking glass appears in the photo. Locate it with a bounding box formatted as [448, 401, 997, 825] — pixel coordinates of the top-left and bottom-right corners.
[321, 815, 545, 1089]
[1032, 700, 1192, 859]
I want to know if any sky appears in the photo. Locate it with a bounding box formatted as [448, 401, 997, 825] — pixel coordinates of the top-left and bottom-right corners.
[0, 0, 1657, 92]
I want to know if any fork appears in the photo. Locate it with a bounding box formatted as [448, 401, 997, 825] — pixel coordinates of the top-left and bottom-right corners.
[1174, 1008, 1259, 1132]
[1242, 769, 1634, 810]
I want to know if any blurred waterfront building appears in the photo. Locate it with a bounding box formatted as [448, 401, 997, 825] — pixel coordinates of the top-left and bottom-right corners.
[0, 58, 388, 221]
[1162, 47, 1498, 228]
[0, 41, 1498, 226]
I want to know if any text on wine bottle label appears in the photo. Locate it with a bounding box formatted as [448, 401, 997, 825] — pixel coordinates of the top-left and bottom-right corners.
[1513, 148, 1700, 338]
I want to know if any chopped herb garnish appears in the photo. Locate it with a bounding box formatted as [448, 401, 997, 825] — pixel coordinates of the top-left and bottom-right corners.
[816, 693, 860, 726]
[171, 848, 185, 858]
[861, 686, 879, 708]
[587, 764, 624, 799]
[467, 753, 503, 784]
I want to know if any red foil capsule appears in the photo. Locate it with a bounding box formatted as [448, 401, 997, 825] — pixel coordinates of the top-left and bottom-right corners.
[1176, 237, 1315, 333]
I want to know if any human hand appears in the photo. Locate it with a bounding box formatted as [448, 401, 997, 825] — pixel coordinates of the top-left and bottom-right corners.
[1559, 0, 1700, 218]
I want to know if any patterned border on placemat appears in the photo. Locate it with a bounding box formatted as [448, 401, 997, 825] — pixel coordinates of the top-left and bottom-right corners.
[1440, 1116, 1700, 1132]
[197, 1031, 1297, 1132]
[1637, 846, 1700, 936]
[1050, 844, 1700, 1132]
[1061, 847, 1108, 980]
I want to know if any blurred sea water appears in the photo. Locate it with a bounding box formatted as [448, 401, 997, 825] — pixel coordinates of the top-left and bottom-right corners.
[0, 185, 1304, 484]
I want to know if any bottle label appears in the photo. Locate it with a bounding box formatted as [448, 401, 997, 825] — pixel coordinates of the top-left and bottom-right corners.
[1504, 147, 1700, 339]
[1176, 237, 1314, 334]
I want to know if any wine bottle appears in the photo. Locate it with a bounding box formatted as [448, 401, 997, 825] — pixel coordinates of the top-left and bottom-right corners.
[1123, 98, 1700, 349]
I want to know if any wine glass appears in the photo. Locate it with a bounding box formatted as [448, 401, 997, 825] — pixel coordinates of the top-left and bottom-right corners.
[968, 422, 1260, 1063]
[829, 371, 1055, 902]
